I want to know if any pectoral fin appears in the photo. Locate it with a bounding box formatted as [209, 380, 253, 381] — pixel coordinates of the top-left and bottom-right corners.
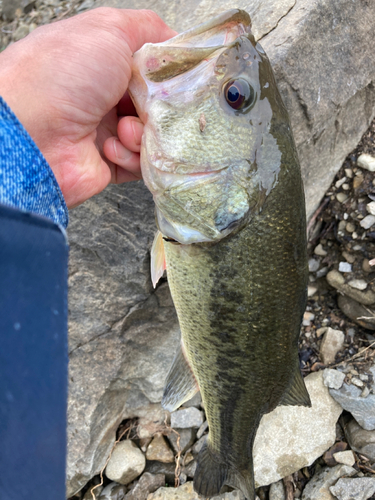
[162, 342, 199, 412]
[151, 230, 166, 288]
[278, 362, 311, 407]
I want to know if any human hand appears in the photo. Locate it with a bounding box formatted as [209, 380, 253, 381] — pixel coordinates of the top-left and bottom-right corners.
[0, 8, 176, 208]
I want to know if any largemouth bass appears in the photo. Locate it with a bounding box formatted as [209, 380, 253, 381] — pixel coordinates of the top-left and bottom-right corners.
[129, 10, 311, 500]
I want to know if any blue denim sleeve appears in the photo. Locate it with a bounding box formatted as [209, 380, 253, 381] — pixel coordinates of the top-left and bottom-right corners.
[0, 96, 68, 228]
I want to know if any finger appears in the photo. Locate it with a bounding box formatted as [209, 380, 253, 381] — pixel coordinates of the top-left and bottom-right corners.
[103, 136, 142, 178]
[109, 163, 142, 184]
[116, 9, 178, 53]
[117, 116, 144, 153]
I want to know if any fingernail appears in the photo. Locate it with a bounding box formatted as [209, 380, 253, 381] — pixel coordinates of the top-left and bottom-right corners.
[131, 120, 144, 145]
[113, 139, 132, 161]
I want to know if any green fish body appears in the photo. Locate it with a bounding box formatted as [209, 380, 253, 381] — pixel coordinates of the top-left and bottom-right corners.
[129, 10, 310, 499]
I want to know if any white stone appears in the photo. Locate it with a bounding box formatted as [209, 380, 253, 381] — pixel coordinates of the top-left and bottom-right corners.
[338, 261, 352, 273]
[348, 279, 367, 290]
[320, 328, 345, 365]
[358, 153, 375, 172]
[105, 440, 145, 485]
[253, 371, 342, 487]
[308, 258, 320, 272]
[269, 480, 286, 500]
[301, 465, 356, 500]
[367, 201, 375, 215]
[330, 477, 375, 500]
[323, 369, 345, 390]
[332, 450, 355, 466]
[171, 407, 204, 429]
[335, 177, 347, 188]
[360, 214, 375, 229]
[307, 286, 318, 297]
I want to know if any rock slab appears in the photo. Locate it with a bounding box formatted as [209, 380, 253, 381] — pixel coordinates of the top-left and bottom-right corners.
[253, 371, 342, 486]
[329, 382, 375, 431]
[329, 478, 375, 500]
[345, 418, 375, 461]
[147, 481, 246, 499]
[301, 464, 356, 500]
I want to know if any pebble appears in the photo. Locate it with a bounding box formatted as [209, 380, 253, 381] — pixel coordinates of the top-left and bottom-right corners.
[357, 153, 375, 172]
[329, 381, 375, 430]
[98, 482, 126, 500]
[323, 369, 346, 390]
[196, 420, 208, 440]
[351, 376, 365, 388]
[335, 177, 347, 188]
[353, 172, 364, 189]
[269, 480, 286, 500]
[308, 258, 320, 272]
[346, 418, 375, 460]
[124, 472, 165, 500]
[345, 222, 356, 233]
[319, 328, 345, 365]
[105, 440, 146, 485]
[323, 441, 348, 466]
[337, 295, 375, 331]
[167, 428, 196, 454]
[171, 408, 204, 429]
[191, 434, 207, 455]
[367, 201, 375, 215]
[326, 270, 375, 305]
[342, 251, 355, 264]
[13, 23, 30, 41]
[146, 434, 175, 463]
[360, 214, 375, 229]
[338, 261, 352, 273]
[329, 477, 375, 500]
[361, 386, 370, 398]
[307, 286, 318, 297]
[348, 279, 367, 290]
[303, 311, 315, 326]
[332, 450, 355, 467]
[314, 243, 327, 256]
[336, 192, 348, 203]
[342, 183, 350, 190]
[345, 168, 353, 178]
[301, 464, 356, 500]
[316, 327, 327, 338]
[137, 407, 167, 439]
[316, 266, 328, 278]
[147, 481, 246, 499]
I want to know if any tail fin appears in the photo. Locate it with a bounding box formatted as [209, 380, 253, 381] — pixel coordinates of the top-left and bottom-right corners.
[193, 443, 255, 500]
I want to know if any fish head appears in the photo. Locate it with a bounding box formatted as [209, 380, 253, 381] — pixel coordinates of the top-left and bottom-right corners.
[129, 9, 286, 244]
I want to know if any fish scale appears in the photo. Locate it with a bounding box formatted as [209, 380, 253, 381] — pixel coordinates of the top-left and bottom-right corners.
[129, 9, 311, 499]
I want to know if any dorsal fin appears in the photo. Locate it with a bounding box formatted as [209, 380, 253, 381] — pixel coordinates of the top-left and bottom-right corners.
[151, 230, 166, 288]
[162, 342, 199, 412]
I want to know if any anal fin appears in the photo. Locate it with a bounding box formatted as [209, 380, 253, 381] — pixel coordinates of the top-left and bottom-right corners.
[278, 361, 311, 407]
[162, 342, 199, 412]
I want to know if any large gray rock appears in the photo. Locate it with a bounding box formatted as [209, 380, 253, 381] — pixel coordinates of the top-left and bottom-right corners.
[301, 465, 356, 500]
[253, 371, 342, 486]
[329, 381, 375, 431]
[67, 0, 375, 494]
[67, 183, 180, 496]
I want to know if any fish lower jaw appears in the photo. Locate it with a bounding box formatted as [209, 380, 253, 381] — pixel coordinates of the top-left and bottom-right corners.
[156, 207, 218, 244]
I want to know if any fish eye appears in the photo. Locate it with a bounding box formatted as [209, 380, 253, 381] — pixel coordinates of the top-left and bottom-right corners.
[224, 79, 256, 111]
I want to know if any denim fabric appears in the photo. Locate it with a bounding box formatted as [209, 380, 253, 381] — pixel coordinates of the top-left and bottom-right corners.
[0, 96, 68, 228]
